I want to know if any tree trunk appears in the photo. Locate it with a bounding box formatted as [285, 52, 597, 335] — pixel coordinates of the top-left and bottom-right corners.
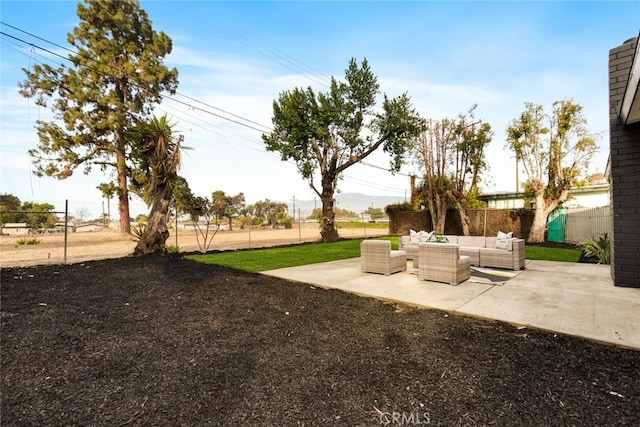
[133, 185, 171, 255]
[116, 140, 131, 234]
[427, 193, 447, 234]
[527, 193, 547, 243]
[319, 175, 339, 243]
[454, 199, 470, 236]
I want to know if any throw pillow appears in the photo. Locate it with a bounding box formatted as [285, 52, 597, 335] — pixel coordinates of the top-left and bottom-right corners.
[495, 231, 513, 250]
[409, 229, 421, 245]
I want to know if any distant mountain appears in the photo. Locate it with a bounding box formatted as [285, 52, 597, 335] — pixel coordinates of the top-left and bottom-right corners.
[289, 193, 407, 217]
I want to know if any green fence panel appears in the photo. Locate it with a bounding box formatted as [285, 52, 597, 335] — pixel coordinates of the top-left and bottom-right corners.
[547, 208, 568, 242]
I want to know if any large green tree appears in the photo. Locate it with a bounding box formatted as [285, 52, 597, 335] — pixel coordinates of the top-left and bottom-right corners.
[20, 202, 57, 231]
[263, 58, 424, 242]
[506, 100, 598, 242]
[128, 115, 184, 255]
[247, 200, 289, 228]
[97, 182, 117, 225]
[0, 195, 57, 230]
[19, 0, 179, 234]
[211, 191, 246, 231]
[0, 194, 22, 225]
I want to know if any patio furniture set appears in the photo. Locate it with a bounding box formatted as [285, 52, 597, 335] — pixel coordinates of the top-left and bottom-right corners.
[360, 231, 525, 286]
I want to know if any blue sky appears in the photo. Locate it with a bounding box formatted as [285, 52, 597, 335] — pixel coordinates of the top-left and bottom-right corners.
[1, 1, 639, 219]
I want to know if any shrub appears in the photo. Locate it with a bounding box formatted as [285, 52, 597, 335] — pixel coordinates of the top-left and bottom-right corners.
[130, 223, 147, 242]
[578, 233, 611, 264]
[164, 245, 180, 254]
[385, 202, 415, 214]
[15, 238, 41, 248]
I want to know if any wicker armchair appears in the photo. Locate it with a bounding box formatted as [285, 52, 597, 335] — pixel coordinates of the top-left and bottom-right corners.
[360, 240, 407, 276]
[418, 243, 471, 285]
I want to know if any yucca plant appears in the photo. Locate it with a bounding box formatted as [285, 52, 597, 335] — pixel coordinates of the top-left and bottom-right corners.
[578, 233, 610, 264]
[130, 223, 147, 243]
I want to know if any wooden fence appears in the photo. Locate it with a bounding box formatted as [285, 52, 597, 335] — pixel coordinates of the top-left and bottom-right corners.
[388, 207, 611, 244]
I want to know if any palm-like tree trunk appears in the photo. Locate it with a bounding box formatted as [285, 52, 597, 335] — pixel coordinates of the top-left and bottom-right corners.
[130, 115, 182, 255]
[134, 186, 172, 255]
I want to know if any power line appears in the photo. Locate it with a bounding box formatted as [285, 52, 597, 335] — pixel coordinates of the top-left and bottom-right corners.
[1, 22, 408, 181]
[0, 23, 273, 134]
[359, 160, 412, 177]
[163, 1, 333, 88]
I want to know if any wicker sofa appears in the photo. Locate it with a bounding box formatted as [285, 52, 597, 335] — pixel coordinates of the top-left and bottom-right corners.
[399, 234, 525, 271]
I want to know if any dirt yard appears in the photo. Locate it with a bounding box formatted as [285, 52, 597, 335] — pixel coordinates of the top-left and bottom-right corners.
[1, 252, 639, 426]
[0, 226, 387, 268]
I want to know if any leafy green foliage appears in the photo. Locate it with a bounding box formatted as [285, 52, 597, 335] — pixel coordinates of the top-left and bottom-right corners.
[578, 234, 611, 264]
[1, 195, 57, 229]
[364, 207, 385, 220]
[19, 201, 57, 231]
[505, 100, 598, 242]
[210, 191, 245, 231]
[128, 115, 185, 201]
[19, 0, 179, 232]
[15, 238, 41, 248]
[127, 115, 186, 255]
[0, 194, 23, 224]
[411, 105, 492, 235]
[429, 234, 450, 243]
[246, 199, 290, 228]
[130, 222, 146, 242]
[163, 245, 180, 254]
[384, 202, 415, 214]
[262, 58, 424, 242]
[307, 207, 357, 221]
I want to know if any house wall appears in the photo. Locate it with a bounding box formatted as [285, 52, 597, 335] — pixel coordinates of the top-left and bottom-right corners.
[563, 186, 610, 208]
[0, 224, 29, 236]
[486, 197, 525, 209]
[609, 37, 640, 288]
[481, 186, 609, 209]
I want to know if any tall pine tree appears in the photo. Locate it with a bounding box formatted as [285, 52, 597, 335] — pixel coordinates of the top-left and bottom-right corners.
[19, 0, 178, 233]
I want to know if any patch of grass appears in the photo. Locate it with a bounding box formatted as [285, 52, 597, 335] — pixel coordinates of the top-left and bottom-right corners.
[525, 245, 581, 262]
[187, 237, 397, 272]
[188, 237, 580, 272]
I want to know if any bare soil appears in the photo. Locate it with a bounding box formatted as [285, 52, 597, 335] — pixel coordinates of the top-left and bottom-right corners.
[2, 251, 639, 426]
[0, 226, 386, 268]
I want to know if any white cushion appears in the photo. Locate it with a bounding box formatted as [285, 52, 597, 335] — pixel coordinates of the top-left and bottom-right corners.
[409, 229, 420, 245]
[495, 231, 513, 250]
[458, 236, 486, 247]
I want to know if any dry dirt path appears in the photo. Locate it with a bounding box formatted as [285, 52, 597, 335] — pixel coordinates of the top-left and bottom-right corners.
[0, 226, 388, 268]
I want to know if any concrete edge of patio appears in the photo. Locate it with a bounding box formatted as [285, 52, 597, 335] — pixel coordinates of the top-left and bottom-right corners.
[262, 258, 640, 351]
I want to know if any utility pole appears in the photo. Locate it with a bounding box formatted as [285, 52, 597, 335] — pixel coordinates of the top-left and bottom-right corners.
[291, 195, 296, 223]
[514, 154, 520, 193]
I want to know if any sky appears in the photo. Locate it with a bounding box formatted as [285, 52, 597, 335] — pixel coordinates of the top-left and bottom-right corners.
[1, 1, 639, 220]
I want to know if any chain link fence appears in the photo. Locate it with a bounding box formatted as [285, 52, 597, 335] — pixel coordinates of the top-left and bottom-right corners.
[1, 218, 387, 268]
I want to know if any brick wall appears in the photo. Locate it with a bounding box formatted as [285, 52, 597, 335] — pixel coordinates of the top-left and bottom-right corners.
[609, 37, 640, 288]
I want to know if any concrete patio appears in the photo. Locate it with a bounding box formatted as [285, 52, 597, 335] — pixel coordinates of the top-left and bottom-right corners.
[263, 259, 640, 350]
